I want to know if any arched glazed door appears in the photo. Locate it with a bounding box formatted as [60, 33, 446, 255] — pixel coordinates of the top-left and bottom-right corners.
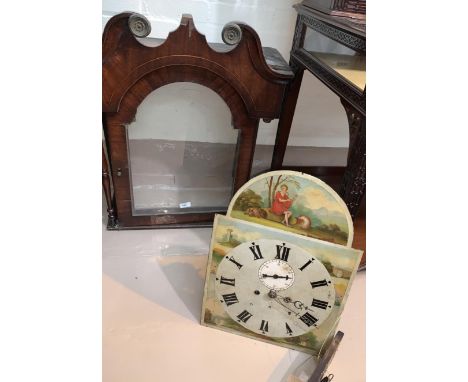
[102, 13, 293, 228]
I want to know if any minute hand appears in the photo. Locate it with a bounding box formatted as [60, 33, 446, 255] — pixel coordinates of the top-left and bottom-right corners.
[262, 274, 290, 279]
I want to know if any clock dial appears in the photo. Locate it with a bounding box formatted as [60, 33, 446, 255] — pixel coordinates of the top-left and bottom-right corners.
[215, 239, 335, 338]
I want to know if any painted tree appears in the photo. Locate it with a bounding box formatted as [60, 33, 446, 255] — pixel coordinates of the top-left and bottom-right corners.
[233, 189, 262, 210]
[264, 175, 301, 208]
[226, 228, 233, 242]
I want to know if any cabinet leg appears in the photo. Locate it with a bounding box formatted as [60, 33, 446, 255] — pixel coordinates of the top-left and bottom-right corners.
[339, 101, 366, 219]
[102, 145, 117, 228]
[271, 68, 304, 170]
[234, 118, 260, 192]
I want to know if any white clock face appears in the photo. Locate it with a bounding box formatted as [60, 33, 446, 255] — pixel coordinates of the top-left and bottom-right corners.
[215, 239, 335, 338]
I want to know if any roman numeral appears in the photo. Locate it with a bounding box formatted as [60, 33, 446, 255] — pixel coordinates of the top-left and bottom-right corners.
[249, 242, 264, 260]
[311, 279, 329, 288]
[285, 322, 293, 336]
[237, 310, 253, 323]
[219, 276, 235, 286]
[228, 256, 243, 270]
[275, 243, 291, 262]
[299, 312, 318, 327]
[259, 320, 269, 333]
[311, 298, 329, 309]
[299, 259, 313, 271]
[222, 293, 239, 306]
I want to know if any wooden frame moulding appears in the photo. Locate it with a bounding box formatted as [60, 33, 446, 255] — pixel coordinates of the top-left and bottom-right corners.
[102, 12, 293, 229]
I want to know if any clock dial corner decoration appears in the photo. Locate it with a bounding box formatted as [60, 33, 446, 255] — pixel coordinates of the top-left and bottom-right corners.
[201, 197, 363, 355]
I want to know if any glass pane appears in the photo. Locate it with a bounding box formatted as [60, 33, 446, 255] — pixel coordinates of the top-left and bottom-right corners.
[303, 27, 365, 91]
[127, 83, 238, 216]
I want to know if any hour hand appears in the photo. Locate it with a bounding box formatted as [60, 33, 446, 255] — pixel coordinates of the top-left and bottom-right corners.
[262, 274, 290, 279]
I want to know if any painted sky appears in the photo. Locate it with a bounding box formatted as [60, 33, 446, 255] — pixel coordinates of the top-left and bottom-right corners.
[240, 173, 351, 232]
[247, 174, 347, 214]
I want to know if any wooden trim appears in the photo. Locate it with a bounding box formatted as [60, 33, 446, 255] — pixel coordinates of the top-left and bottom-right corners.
[102, 144, 117, 228]
[271, 69, 305, 170]
[102, 12, 293, 229]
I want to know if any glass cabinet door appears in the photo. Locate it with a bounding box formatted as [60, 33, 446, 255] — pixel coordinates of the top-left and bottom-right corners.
[302, 26, 366, 92]
[126, 82, 238, 216]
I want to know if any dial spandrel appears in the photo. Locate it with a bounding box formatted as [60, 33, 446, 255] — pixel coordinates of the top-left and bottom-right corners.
[215, 238, 335, 338]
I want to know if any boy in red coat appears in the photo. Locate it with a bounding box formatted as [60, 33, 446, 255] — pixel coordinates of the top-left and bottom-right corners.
[271, 184, 295, 227]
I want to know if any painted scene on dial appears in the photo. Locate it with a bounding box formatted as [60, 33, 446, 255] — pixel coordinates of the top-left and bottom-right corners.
[227, 171, 354, 247]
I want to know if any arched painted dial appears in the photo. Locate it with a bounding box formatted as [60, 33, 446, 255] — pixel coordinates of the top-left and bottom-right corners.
[215, 239, 335, 338]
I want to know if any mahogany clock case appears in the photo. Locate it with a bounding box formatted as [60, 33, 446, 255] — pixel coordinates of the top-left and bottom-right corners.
[102, 12, 294, 230]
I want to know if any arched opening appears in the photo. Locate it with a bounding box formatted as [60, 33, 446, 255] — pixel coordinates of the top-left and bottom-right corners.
[102, 13, 292, 227]
[126, 82, 238, 215]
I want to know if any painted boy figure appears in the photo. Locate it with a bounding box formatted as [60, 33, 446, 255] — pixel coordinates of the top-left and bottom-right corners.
[271, 185, 295, 226]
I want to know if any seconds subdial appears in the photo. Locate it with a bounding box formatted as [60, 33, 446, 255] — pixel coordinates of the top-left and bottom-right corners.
[258, 259, 295, 290]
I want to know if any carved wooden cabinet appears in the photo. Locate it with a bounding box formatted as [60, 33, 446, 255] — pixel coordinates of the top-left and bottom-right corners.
[102, 12, 293, 229]
[272, 2, 366, 219]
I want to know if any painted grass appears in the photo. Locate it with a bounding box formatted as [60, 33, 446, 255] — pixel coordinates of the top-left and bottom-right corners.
[230, 210, 347, 245]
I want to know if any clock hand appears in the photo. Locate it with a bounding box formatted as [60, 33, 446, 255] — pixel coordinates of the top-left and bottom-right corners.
[267, 290, 299, 315]
[261, 274, 290, 280]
